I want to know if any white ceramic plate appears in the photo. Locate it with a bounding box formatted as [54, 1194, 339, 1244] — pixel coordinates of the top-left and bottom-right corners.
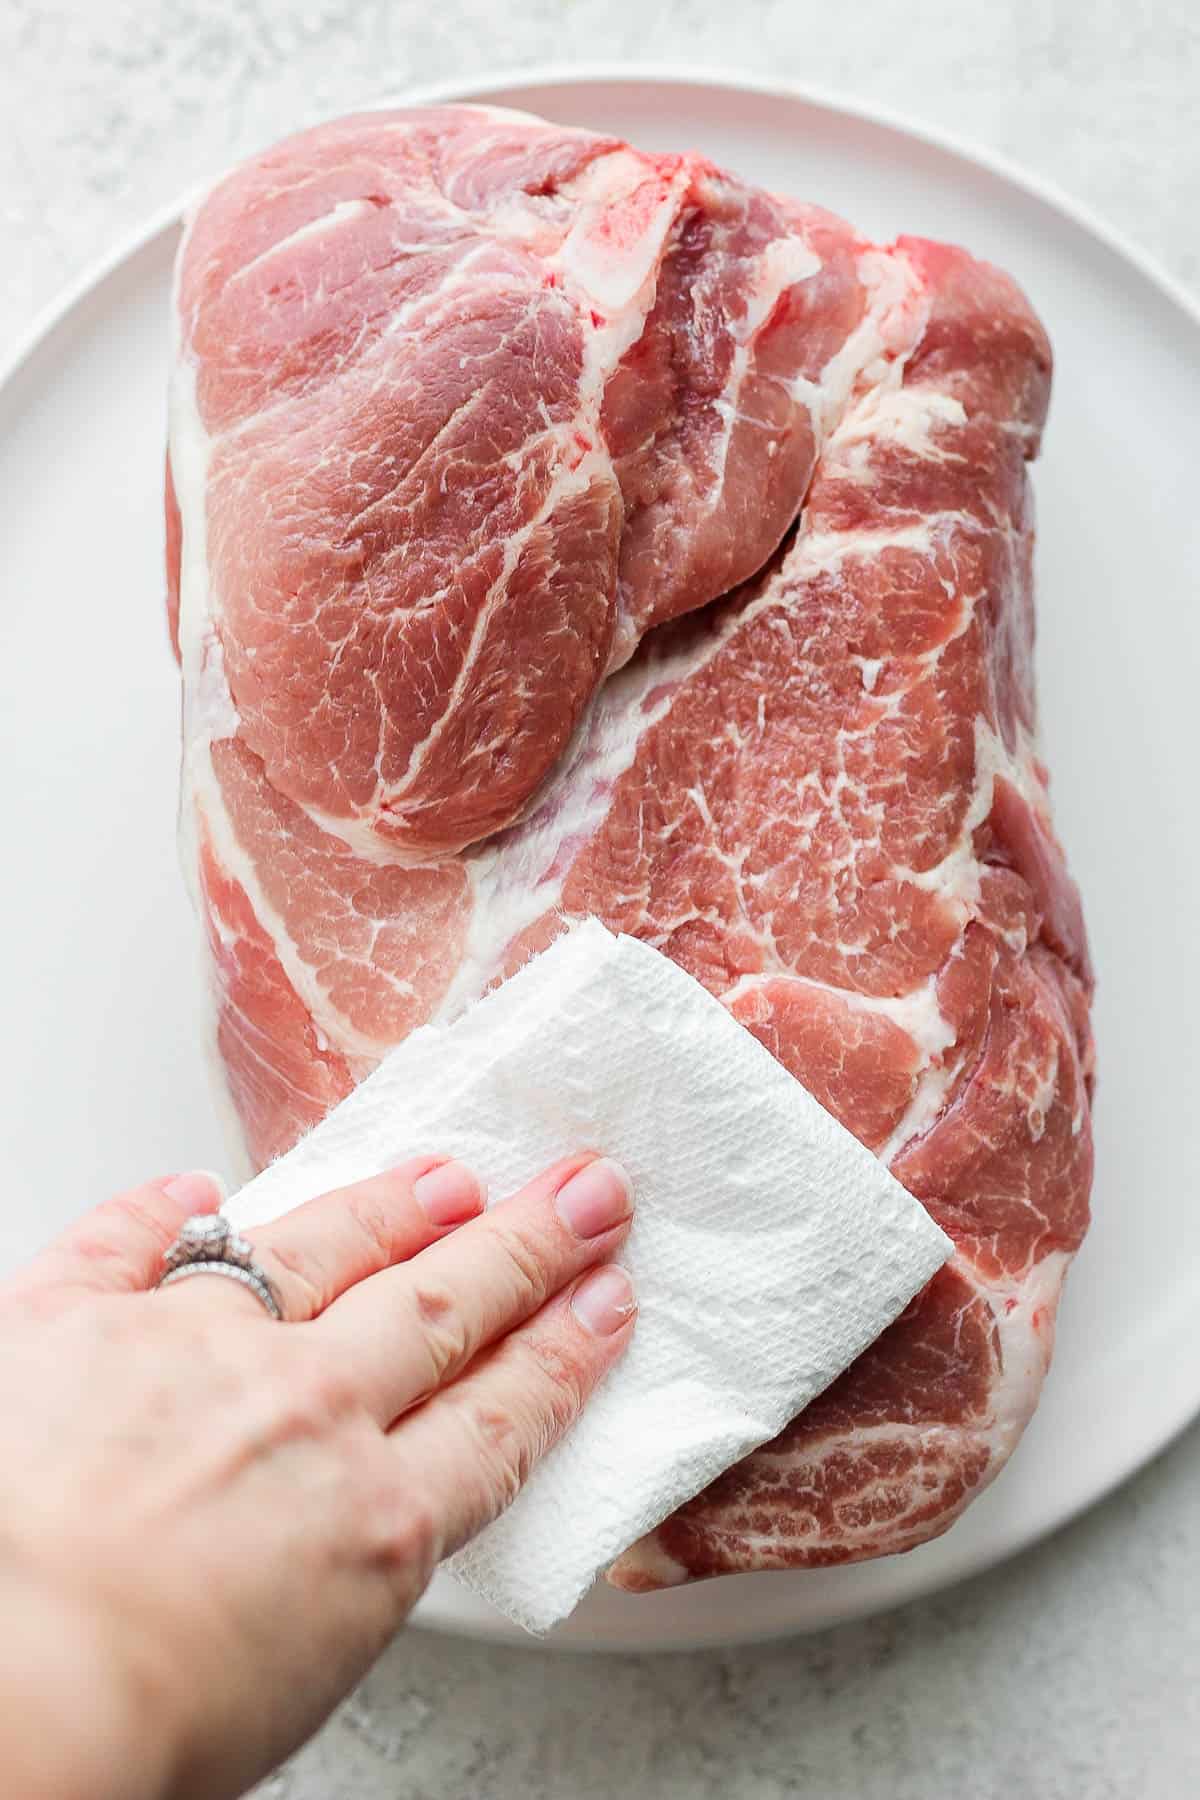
[2, 69, 1198, 1653]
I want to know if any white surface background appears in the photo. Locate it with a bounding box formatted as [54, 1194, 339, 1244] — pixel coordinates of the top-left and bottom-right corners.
[2, 3, 1197, 1796]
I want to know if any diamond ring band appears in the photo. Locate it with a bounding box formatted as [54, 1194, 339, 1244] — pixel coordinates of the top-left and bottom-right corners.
[156, 1214, 283, 1320]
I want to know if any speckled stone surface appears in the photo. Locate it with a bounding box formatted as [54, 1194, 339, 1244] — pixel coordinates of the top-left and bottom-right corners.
[3, 4, 1198, 1795]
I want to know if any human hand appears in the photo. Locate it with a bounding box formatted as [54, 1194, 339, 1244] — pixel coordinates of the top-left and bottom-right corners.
[0, 1152, 635, 1800]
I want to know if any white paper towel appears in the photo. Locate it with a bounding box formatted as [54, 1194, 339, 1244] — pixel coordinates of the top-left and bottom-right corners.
[226, 920, 951, 1633]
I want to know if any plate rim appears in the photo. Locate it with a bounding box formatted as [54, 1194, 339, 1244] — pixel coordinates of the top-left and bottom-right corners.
[6, 63, 1198, 1652]
[4, 60, 1199, 401]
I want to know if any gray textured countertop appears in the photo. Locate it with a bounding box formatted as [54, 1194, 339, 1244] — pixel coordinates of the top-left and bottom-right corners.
[3, 4, 1198, 1796]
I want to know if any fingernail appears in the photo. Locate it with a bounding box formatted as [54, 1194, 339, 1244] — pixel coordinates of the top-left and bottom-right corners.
[412, 1159, 485, 1227]
[163, 1170, 226, 1210]
[555, 1158, 633, 1239]
[572, 1265, 637, 1336]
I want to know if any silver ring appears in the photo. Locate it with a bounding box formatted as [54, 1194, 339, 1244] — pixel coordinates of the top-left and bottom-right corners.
[156, 1214, 284, 1320]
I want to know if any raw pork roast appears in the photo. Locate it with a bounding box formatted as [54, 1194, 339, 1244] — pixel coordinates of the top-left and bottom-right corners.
[166, 106, 1095, 1588]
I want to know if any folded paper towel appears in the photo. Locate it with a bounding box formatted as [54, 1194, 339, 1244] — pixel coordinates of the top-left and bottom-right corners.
[226, 920, 951, 1632]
